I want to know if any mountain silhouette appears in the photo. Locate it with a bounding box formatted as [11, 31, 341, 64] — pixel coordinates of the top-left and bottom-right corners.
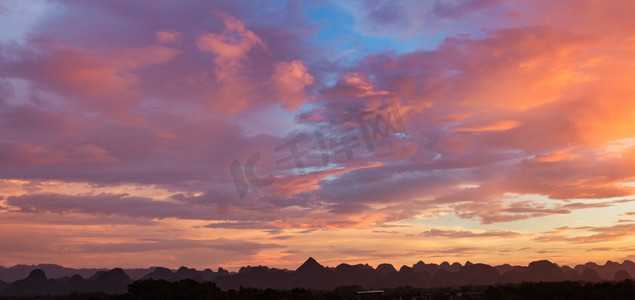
[142, 266, 176, 281]
[290, 257, 338, 290]
[396, 265, 426, 287]
[175, 266, 204, 281]
[524, 260, 567, 282]
[456, 263, 500, 285]
[580, 268, 602, 282]
[295, 257, 323, 274]
[1, 258, 634, 296]
[140, 266, 229, 282]
[1, 268, 132, 296]
[215, 265, 291, 290]
[574, 260, 635, 280]
[0, 279, 7, 292]
[76, 267, 132, 294]
[333, 263, 379, 287]
[3, 269, 52, 296]
[216, 267, 230, 277]
[0, 264, 152, 282]
[614, 269, 633, 281]
[375, 263, 397, 277]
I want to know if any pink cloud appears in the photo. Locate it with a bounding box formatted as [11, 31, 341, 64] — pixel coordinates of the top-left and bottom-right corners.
[195, 12, 266, 113]
[271, 60, 314, 110]
[196, 11, 265, 80]
[156, 30, 182, 44]
[341, 73, 391, 98]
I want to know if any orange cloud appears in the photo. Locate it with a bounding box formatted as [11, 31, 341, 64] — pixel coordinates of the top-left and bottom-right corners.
[271, 162, 383, 196]
[454, 120, 521, 132]
[532, 151, 581, 163]
[342, 73, 391, 98]
[271, 60, 314, 110]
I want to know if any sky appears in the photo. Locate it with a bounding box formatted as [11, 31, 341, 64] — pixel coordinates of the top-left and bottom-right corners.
[0, 0, 634, 271]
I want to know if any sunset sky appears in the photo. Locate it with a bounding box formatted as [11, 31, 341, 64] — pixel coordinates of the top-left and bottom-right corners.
[1, 0, 635, 271]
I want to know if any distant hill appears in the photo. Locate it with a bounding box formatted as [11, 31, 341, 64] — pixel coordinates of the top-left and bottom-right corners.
[574, 260, 635, 280]
[0, 264, 105, 282]
[1, 258, 634, 296]
[1, 268, 132, 296]
[0, 264, 154, 282]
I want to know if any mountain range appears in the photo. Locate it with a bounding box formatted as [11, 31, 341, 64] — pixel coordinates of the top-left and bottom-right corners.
[0, 258, 633, 296]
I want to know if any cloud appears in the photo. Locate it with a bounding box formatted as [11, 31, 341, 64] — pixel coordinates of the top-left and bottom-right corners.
[535, 224, 635, 243]
[1, 38, 178, 121]
[271, 161, 384, 196]
[586, 248, 613, 252]
[433, 0, 501, 18]
[203, 221, 281, 230]
[335, 1, 434, 39]
[415, 247, 479, 257]
[5, 193, 221, 220]
[72, 238, 282, 255]
[156, 30, 182, 44]
[532, 151, 581, 163]
[271, 60, 314, 110]
[454, 120, 521, 133]
[197, 11, 265, 80]
[2, 0, 635, 268]
[372, 230, 398, 234]
[4, 2, 634, 229]
[419, 228, 521, 238]
[196, 11, 266, 113]
[340, 73, 391, 98]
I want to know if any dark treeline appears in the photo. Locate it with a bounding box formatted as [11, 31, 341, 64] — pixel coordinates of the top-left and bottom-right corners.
[0, 279, 633, 300]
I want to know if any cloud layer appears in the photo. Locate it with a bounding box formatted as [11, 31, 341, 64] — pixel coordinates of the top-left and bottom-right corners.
[0, 0, 634, 269]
